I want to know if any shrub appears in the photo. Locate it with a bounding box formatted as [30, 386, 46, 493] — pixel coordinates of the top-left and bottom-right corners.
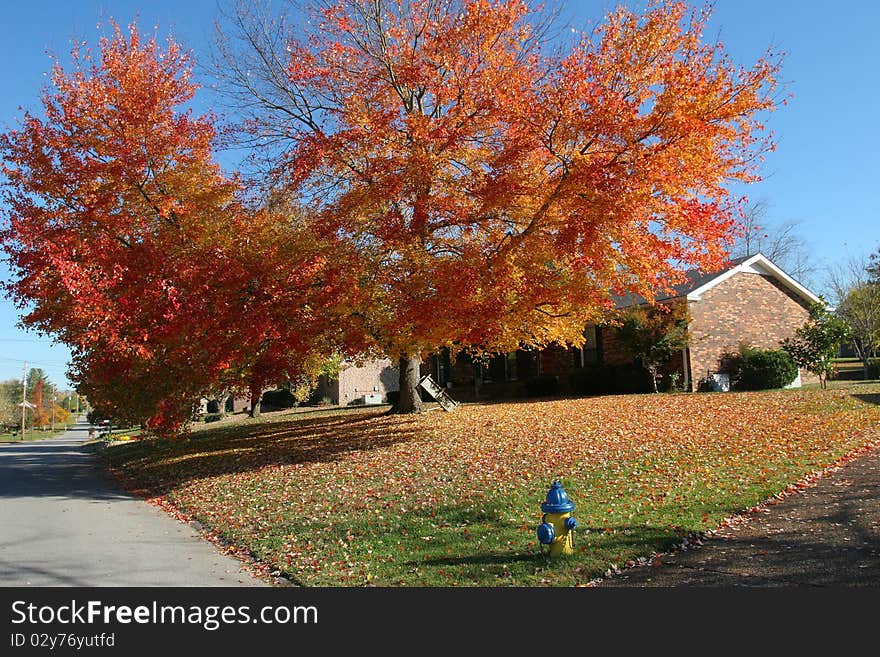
[570, 365, 612, 395]
[732, 347, 798, 390]
[386, 390, 400, 406]
[204, 413, 223, 423]
[570, 364, 653, 395]
[205, 399, 221, 414]
[696, 376, 716, 392]
[261, 388, 296, 411]
[613, 364, 653, 394]
[525, 374, 560, 397]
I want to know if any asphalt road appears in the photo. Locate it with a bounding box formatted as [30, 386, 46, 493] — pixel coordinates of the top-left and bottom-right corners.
[0, 420, 266, 586]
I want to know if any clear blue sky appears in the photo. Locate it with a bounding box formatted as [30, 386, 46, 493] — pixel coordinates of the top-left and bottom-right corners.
[2, 0, 878, 388]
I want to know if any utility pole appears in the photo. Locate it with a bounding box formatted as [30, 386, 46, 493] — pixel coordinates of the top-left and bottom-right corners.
[20, 361, 27, 442]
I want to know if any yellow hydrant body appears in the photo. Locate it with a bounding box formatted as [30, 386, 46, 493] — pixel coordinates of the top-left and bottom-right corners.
[537, 480, 578, 557]
[543, 511, 575, 556]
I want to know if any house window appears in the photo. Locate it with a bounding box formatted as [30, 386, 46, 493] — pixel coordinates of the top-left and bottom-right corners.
[505, 352, 518, 381]
[573, 325, 599, 367]
[482, 352, 520, 382]
[434, 349, 451, 386]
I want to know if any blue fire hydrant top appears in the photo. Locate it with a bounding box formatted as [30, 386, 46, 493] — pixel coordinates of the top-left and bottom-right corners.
[541, 480, 575, 514]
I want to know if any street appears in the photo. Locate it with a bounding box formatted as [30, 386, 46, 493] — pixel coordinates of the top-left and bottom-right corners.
[0, 420, 265, 586]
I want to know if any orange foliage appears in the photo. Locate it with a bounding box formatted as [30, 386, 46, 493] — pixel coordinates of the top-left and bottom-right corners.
[261, 0, 781, 364]
[1, 24, 358, 434]
[29, 379, 49, 428]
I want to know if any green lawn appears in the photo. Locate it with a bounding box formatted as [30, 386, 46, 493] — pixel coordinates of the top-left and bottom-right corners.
[0, 426, 70, 443]
[100, 384, 880, 586]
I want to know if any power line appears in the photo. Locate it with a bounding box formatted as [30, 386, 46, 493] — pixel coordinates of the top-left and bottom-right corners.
[0, 356, 70, 365]
[0, 338, 63, 343]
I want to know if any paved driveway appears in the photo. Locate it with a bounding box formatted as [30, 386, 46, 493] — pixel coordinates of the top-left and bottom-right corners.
[0, 421, 266, 586]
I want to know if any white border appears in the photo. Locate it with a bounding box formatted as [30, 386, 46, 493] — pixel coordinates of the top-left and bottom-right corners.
[685, 253, 822, 305]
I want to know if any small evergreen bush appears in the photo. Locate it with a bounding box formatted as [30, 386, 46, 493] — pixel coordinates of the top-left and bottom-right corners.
[569, 364, 652, 395]
[570, 365, 612, 395]
[525, 374, 560, 397]
[732, 347, 798, 390]
[261, 388, 296, 410]
[613, 364, 653, 394]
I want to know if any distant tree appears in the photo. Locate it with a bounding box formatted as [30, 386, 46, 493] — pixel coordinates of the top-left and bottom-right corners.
[26, 368, 52, 397]
[615, 304, 690, 393]
[53, 403, 71, 426]
[827, 252, 880, 378]
[0, 379, 20, 428]
[731, 201, 815, 286]
[781, 302, 852, 389]
[868, 246, 880, 284]
[29, 378, 49, 428]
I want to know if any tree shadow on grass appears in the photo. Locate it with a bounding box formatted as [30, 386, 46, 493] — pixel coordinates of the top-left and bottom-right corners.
[852, 393, 880, 406]
[103, 411, 424, 495]
[411, 522, 695, 582]
[401, 501, 691, 571]
[420, 552, 540, 567]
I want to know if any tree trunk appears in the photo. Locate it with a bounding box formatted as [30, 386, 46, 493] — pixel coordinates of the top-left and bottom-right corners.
[393, 353, 424, 414]
[860, 355, 872, 381]
[249, 384, 263, 418]
[218, 391, 230, 418]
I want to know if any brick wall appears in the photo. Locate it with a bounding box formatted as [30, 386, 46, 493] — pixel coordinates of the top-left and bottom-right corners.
[687, 271, 815, 388]
[600, 326, 635, 367]
[597, 302, 688, 386]
[540, 345, 575, 377]
[337, 358, 399, 405]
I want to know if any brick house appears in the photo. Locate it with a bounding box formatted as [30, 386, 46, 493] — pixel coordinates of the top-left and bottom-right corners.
[424, 253, 822, 396]
[314, 358, 400, 405]
[221, 358, 401, 412]
[672, 253, 822, 390]
[316, 253, 822, 402]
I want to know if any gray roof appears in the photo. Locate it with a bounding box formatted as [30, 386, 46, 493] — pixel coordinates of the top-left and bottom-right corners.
[613, 255, 751, 308]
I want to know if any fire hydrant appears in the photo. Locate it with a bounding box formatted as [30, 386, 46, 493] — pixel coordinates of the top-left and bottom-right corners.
[536, 480, 578, 556]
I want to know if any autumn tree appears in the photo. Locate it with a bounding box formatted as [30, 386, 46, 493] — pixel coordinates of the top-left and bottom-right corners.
[53, 402, 71, 426]
[782, 302, 851, 389]
[29, 378, 49, 428]
[215, 0, 782, 412]
[1, 24, 355, 434]
[615, 303, 689, 393]
[0, 24, 246, 434]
